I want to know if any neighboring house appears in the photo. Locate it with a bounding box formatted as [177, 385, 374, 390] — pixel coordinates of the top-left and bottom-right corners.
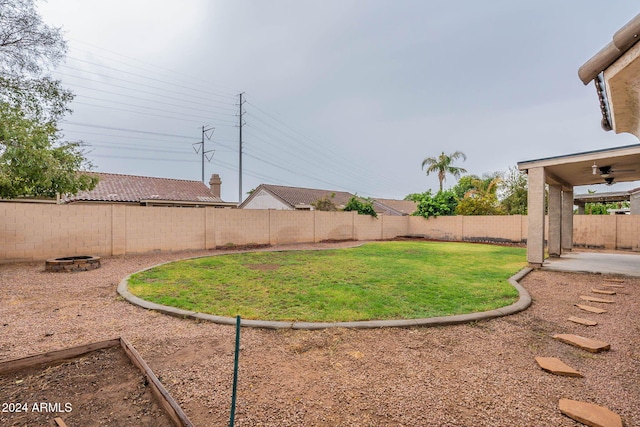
[373, 198, 418, 216]
[61, 173, 236, 208]
[239, 184, 415, 216]
[574, 188, 640, 214]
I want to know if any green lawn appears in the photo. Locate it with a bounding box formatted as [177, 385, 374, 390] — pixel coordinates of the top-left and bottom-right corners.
[127, 241, 526, 322]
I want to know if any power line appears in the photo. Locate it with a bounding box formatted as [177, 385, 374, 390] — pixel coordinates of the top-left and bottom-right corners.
[61, 80, 238, 120]
[92, 153, 201, 163]
[57, 64, 237, 111]
[88, 142, 195, 155]
[59, 121, 194, 138]
[71, 100, 237, 126]
[68, 39, 240, 97]
[74, 94, 237, 124]
[75, 134, 235, 152]
[242, 125, 392, 194]
[51, 46, 409, 197]
[66, 56, 237, 103]
[89, 153, 291, 188]
[243, 99, 407, 194]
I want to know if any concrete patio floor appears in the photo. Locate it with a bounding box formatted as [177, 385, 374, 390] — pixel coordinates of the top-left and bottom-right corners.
[543, 251, 640, 277]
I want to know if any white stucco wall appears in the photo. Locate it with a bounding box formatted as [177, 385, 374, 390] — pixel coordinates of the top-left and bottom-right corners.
[241, 189, 292, 210]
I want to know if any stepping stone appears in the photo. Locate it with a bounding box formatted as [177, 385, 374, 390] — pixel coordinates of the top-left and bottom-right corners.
[580, 295, 615, 304]
[535, 357, 583, 377]
[553, 334, 610, 353]
[604, 278, 625, 283]
[601, 284, 624, 288]
[575, 304, 607, 314]
[559, 398, 622, 427]
[591, 288, 616, 296]
[568, 316, 598, 326]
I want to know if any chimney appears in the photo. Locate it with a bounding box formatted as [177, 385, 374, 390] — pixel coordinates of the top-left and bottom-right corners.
[209, 174, 222, 198]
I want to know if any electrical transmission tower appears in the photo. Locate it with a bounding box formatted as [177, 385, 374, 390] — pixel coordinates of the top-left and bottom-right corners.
[192, 125, 215, 183]
[238, 93, 245, 203]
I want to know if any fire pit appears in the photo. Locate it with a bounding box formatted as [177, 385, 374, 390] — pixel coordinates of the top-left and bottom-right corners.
[45, 256, 101, 272]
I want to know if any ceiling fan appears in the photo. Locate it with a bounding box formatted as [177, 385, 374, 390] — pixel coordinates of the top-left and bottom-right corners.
[591, 163, 636, 185]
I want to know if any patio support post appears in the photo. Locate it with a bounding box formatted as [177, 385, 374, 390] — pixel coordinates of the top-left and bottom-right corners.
[527, 167, 546, 267]
[548, 185, 562, 257]
[561, 189, 574, 252]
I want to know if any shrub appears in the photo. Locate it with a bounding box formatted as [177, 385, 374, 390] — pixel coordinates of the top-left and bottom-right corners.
[411, 190, 458, 218]
[343, 196, 377, 217]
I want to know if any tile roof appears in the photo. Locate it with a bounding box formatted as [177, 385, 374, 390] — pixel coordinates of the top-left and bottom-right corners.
[62, 172, 226, 204]
[373, 198, 417, 215]
[255, 184, 356, 208]
[241, 184, 415, 215]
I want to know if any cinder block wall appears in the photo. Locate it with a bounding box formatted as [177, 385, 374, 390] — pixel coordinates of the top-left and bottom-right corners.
[573, 215, 616, 249]
[214, 209, 270, 247]
[269, 210, 315, 244]
[354, 214, 382, 241]
[382, 216, 410, 240]
[314, 211, 354, 242]
[0, 203, 112, 262]
[408, 216, 463, 241]
[2, 202, 639, 262]
[462, 215, 525, 243]
[616, 215, 640, 251]
[124, 206, 206, 254]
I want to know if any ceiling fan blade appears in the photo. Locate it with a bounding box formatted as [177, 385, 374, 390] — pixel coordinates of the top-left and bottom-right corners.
[610, 169, 635, 173]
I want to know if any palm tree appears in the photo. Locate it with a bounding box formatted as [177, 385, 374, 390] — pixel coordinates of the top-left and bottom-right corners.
[464, 175, 501, 198]
[421, 151, 468, 192]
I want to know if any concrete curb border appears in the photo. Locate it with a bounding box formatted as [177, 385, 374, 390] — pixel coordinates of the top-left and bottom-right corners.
[117, 251, 533, 330]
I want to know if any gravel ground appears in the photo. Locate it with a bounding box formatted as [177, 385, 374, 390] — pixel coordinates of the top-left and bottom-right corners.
[0, 242, 638, 426]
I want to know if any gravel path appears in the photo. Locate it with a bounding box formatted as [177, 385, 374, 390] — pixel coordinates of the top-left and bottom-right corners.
[1, 242, 638, 426]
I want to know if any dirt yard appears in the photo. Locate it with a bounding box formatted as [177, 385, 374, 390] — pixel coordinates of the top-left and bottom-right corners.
[0, 345, 175, 426]
[0, 242, 638, 426]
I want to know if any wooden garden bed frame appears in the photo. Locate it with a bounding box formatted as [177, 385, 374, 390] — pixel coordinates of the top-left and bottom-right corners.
[0, 337, 193, 427]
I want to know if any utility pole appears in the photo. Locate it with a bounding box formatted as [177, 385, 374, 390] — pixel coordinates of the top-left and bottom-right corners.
[238, 93, 245, 203]
[193, 125, 215, 183]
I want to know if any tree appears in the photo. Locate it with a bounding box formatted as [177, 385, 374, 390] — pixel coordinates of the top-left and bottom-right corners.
[421, 150, 467, 192]
[0, 0, 97, 198]
[312, 193, 338, 211]
[411, 189, 458, 218]
[1, 0, 67, 76]
[451, 174, 480, 200]
[455, 195, 505, 215]
[455, 175, 504, 216]
[343, 195, 377, 218]
[499, 166, 528, 215]
[0, 102, 96, 197]
[464, 174, 501, 199]
[581, 190, 629, 215]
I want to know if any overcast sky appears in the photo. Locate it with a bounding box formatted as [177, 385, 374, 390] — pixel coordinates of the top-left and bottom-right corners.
[38, 1, 640, 202]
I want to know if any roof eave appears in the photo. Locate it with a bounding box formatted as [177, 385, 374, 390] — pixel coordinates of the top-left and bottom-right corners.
[578, 13, 640, 85]
[517, 143, 640, 170]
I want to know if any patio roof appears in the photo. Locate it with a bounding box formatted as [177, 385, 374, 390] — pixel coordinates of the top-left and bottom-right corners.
[574, 190, 631, 204]
[517, 144, 640, 189]
[519, 12, 640, 267]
